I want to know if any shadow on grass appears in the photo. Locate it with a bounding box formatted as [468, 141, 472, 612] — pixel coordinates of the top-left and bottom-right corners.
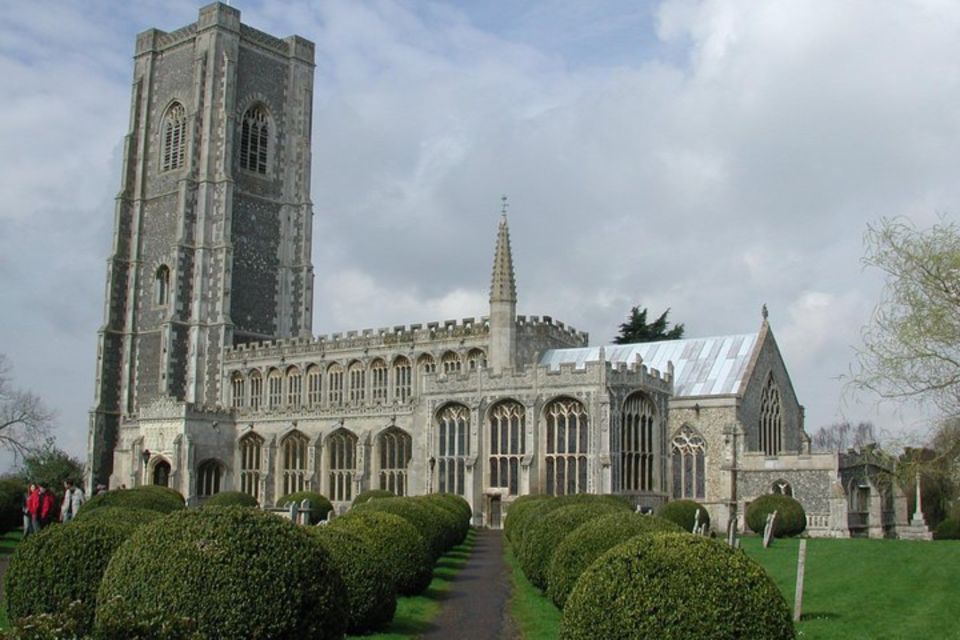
[350, 529, 476, 640]
[0, 531, 21, 557]
[800, 612, 841, 621]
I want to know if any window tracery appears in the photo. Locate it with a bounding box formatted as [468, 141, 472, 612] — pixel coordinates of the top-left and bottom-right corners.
[621, 393, 656, 492]
[489, 401, 524, 495]
[759, 374, 783, 456]
[545, 398, 589, 496]
[281, 430, 309, 496]
[437, 404, 469, 496]
[328, 430, 357, 502]
[161, 102, 186, 171]
[239, 105, 268, 174]
[393, 356, 412, 403]
[239, 433, 263, 501]
[197, 459, 222, 497]
[378, 427, 412, 495]
[671, 426, 706, 500]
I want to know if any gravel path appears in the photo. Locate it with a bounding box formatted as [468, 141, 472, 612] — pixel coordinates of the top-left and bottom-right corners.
[421, 529, 518, 640]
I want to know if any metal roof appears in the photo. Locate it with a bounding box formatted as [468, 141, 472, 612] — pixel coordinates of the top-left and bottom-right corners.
[539, 333, 760, 398]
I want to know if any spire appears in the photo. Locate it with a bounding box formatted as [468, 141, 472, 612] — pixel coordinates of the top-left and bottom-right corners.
[490, 209, 517, 304]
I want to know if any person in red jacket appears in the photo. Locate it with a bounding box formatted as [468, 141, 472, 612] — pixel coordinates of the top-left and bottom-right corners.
[28, 484, 55, 531]
[38, 486, 55, 528]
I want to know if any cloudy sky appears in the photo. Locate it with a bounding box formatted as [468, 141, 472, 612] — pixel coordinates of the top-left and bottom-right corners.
[1, 0, 956, 468]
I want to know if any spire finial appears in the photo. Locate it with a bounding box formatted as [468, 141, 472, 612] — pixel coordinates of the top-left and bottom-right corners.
[490, 207, 517, 304]
[762, 303, 769, 321]
[501, 195, 509, 216]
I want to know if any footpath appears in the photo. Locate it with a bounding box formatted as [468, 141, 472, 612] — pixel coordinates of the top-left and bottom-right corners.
[421, 529, 518, 640]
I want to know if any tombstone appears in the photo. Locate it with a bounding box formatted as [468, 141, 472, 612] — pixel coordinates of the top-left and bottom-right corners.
[288, 501, 297, 522]
[692, 509, 700, 534]
[300, 499, 312, 525]
[726, 517, 738, 547]
[762, 510, 778, 548]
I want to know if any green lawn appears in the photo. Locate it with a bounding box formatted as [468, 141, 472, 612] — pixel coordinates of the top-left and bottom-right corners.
[348, 528, 476, 640]
[742, 536, 960, 640]
[507, 535, 960, 640]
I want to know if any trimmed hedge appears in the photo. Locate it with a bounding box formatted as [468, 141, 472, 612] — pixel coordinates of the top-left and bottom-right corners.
[276, 491, 333, 524]
[72, 507, 165, 527]
[353, 489, 395, 505]
[934, 517, 960, 540]
[410, 496, 466, 549]
[656, 499, 711, 533]
[414, 495, 469, 544]
[354, 497, 447, 559]
[561, 532, 795, 640]
[95, 506, 347, 640]
[4, 518, 144, 634]
[201, 491, 259, 508]
[77, 485, 185, 516]
[306, 526, 397, 632]
[0, 478, 27, 533]
[519, 501, 630, 590]
[546, 512, 683, 608]
[511, 495, 630, 551]
[504, 495, 551, 544]
[746, 494, 807, 538]
[330, 510, 433, 596]
[431, 493, 472, 523]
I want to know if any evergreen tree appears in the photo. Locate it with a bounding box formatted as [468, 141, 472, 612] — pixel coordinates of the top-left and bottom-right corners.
[613, 306, 685, 344]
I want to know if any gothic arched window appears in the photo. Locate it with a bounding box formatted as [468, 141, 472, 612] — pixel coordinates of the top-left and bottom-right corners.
[466, 348, 486, 371]
[286, 366, 302, 408]
[671, 426, 706, 500]
[239, 105, 269, 174]
[249, 370, 263, 411]
[348, 361, 365, 406]
[544, 398, 589, 496]
[280, 430, 309, 497]
[418, 353, 436, 375]
[230, 371, 246, 409]
[489, 400, 525, 495]
[328, 430, 357, 502]
[759, 374, 783, 456]
[393, 356, 412, 403]
[267, 368, 282, 409]
[378, 427, 412, 495]
[197, 459, 223, 497]
[305, 365, 322, 407]
[772, 479, 793, 497]
[621, 392, 656, 492]
[327, 363, 344, 406]
[161, 102, 186, 171]
[441, 351, 462, 374]
[155, 265, 170, 306]
[239, 432, 263, 502]
[370, 359, 388, 403]
[437, 404, 469, 496]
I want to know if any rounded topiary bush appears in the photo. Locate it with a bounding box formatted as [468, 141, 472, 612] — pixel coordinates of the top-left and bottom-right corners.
[546, 512, 683, 608]
[5, 518, 144, 634]
[519, 501, 630, 590]
[410, 496, 466, 550]
[77, 485, 185, 516]
[431, 493, 472, 523]
[746, 494, 807, 538]
[561, 533, 795, 640]
[331, 510, 433, 596]
[276, 491, 333, 524]
[511, 495, 628, 551]
[72, 506, 165, 527]
[934, 517, 960, 540]
[353, 489, 395, 505]
[354, 497, 446, 559]
[306, 526, 397, 632]
[656, 499, 711, 533]
[95, 506, 347, 640]
[201, 491, 259, 508]
[504, 495, 550, 544]
[414, 495, 470, 544]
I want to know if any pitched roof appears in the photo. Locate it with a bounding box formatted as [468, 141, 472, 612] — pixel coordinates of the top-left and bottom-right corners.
[539, 333, 760, 398]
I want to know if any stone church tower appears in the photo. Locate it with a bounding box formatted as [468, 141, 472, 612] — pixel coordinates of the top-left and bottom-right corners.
[88, 3, 315, 486]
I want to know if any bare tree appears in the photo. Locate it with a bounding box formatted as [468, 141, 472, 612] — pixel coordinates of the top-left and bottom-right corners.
[0, 355, 54, 457]
[811, 421, 879, 452]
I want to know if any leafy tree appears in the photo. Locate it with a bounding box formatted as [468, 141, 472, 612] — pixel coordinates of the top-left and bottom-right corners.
[0, 354, 54, 458]
[18, 440, 83, 491]
[613, 306, 685, 344]
[853, 217, 960, 417]
[811, 421, 879, 452]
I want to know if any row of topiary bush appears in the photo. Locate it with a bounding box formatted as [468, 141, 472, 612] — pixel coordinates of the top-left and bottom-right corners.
[505, 495, 796, 639]
[4, 486, 473, 638]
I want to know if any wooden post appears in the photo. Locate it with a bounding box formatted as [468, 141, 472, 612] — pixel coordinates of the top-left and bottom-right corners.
[793, 539, 807, 623]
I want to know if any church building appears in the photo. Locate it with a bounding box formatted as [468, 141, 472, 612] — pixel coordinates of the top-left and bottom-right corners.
[90, 3, 899, 537]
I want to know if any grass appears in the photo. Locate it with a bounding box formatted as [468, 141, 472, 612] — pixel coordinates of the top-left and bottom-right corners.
[505, 534, 960, 640]
[504, 543, 561, 640]
[741, 536, 960, 640]
[348, 528, 476, 640]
